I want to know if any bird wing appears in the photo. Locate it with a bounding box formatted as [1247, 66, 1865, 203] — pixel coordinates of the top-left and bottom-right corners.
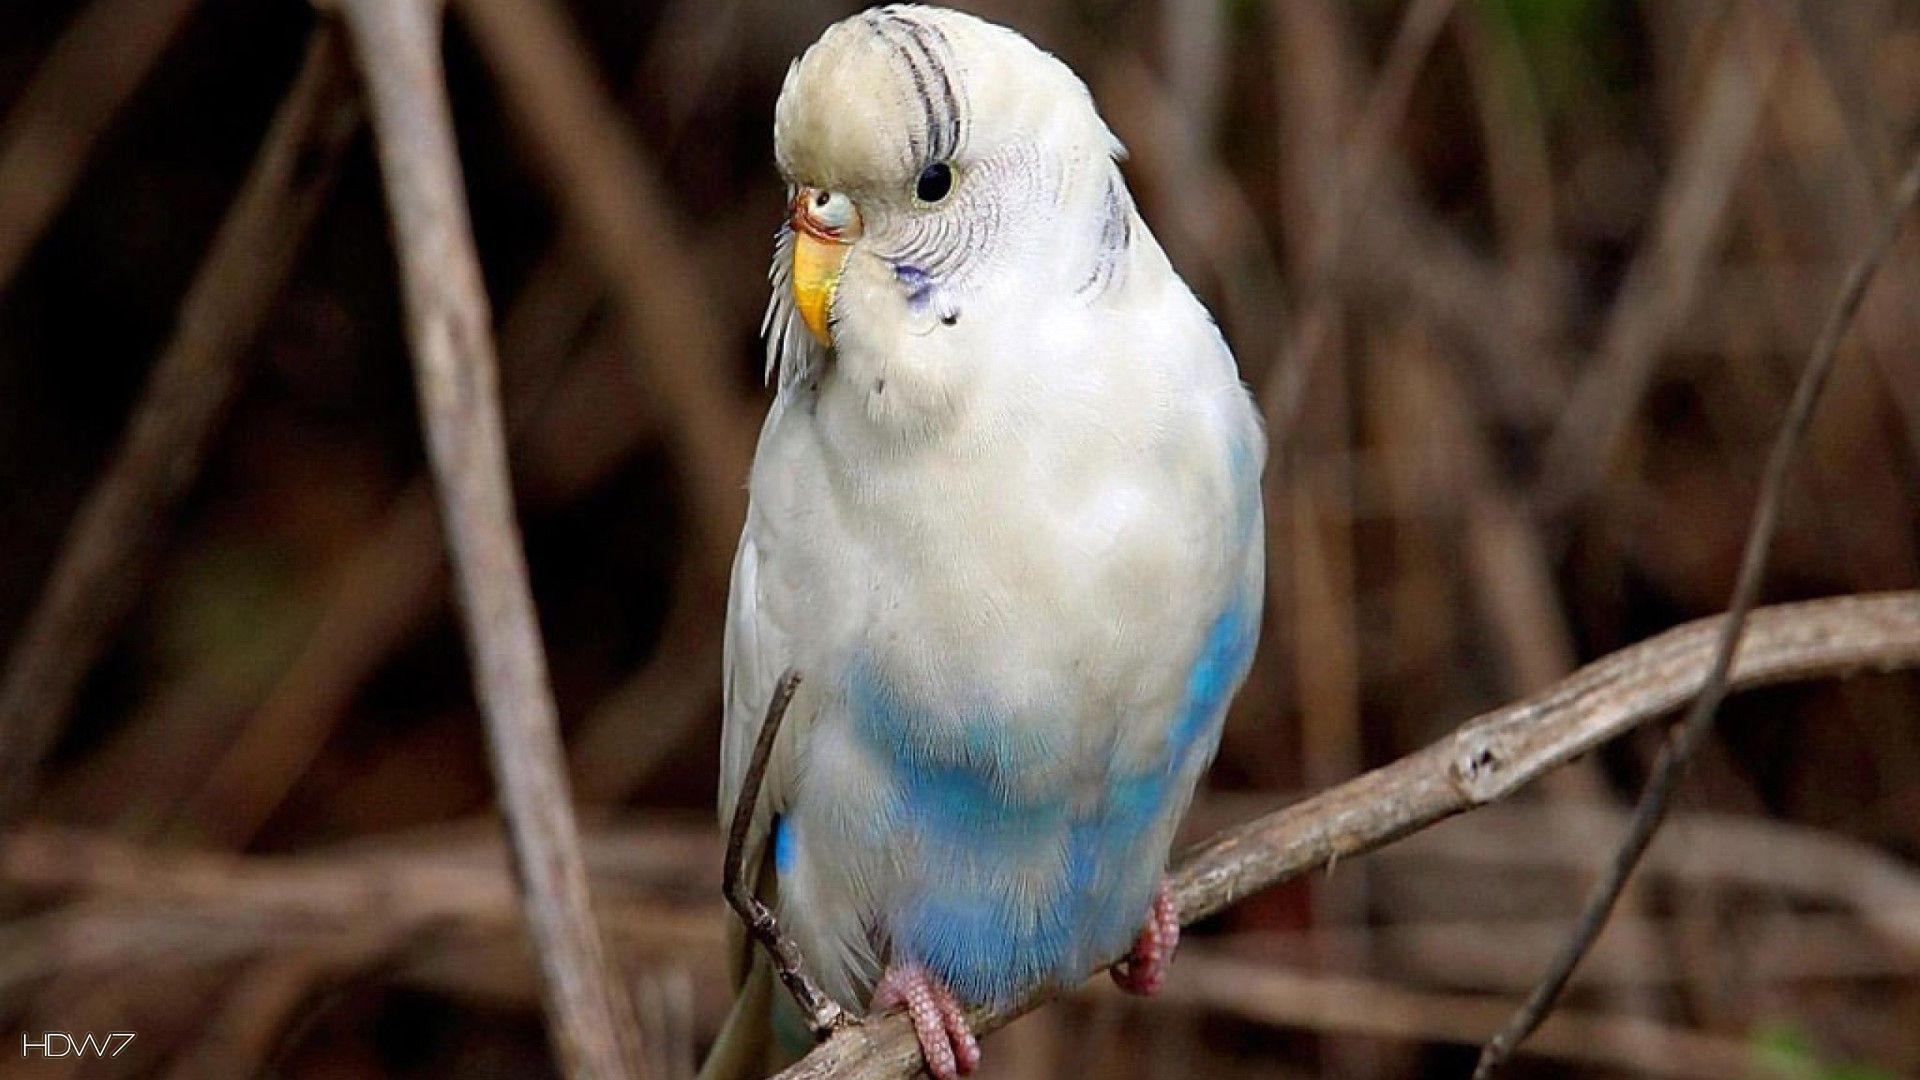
[717, 393, 812, 985]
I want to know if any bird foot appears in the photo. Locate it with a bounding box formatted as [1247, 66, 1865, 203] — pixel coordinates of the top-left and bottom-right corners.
[871, 963, 980, 1080]
[1111, 879, 1180, 996]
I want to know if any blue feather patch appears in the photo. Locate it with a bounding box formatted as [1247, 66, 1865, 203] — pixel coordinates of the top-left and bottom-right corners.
[773, 814, 797, 873]
[839, 571, 1259, 1004]
[847, 655, 1066, 850]
[1170, 589, 1260, 758]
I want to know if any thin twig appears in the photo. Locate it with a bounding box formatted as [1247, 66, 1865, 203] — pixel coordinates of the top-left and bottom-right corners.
[1472, 140, 1920, 1077]
[0, 28, 361, 822]
[723, 670, 848, 1036]
[331, 1, 640, 1076]
[772, 590, 1920, 1080]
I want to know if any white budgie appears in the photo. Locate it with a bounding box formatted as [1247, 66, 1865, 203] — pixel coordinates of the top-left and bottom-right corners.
[705, 7, 1264, 1078]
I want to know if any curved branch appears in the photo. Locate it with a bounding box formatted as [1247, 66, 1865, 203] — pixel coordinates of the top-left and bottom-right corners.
[774, 590, 1920, 1080]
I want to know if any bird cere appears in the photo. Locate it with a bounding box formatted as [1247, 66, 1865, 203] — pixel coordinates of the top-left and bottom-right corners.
[711, 6, 1265, 1079]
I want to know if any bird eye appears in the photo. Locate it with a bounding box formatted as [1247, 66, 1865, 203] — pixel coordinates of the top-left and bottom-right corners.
[809, 189, 858, 232]
[915, 161, 953, 203]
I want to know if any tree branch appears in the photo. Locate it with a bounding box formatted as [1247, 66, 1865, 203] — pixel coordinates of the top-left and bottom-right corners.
[1474, 133, 1920, 1075]
[772, 590, 1920, 1080]
[723, 670, 848, 1036]
[332, 1, 639, 1076]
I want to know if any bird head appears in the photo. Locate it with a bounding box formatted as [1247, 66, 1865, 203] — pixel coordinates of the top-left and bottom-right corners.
[764, 6, 1127, 395]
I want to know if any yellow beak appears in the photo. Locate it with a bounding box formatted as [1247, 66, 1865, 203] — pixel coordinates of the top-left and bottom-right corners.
[789, 187, 857, 346]
[791, 229, 850, 346]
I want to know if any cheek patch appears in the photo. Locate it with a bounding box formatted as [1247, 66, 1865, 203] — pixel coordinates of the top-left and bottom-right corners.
[893, 262, 935, 308]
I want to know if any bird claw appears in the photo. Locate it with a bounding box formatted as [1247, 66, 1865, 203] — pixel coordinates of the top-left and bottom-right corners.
[1111, 879, 1180, 996]
[872, 963, 980, 1080]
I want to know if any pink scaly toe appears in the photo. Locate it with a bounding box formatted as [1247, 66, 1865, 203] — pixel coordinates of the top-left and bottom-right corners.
[1111, 879, 1181, 996]
[872, 963, 981, 1079]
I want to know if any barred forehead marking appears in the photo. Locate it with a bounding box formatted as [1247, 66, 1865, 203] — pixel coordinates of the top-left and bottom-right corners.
[866, 9, 962, 166]
[899, 13, 964, 162]
[1079, 172, 1133, 297]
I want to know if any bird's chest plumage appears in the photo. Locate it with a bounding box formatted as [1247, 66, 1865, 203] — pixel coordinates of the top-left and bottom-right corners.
[763, 348, 1250, 1006]
[804, 366, 1215, 774]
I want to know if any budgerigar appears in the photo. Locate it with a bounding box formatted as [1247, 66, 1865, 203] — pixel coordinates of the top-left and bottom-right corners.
[704, 7, 1264, 1078]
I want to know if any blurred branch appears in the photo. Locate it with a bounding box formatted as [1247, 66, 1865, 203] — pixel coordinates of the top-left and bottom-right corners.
[0, 29, 361, 822]
[159, 956, 367, 1080]
[0, 821, 722, 997]
[0, 0, 202, 294]
[1535, 5, 1782, 516]
[1165, 951, 1766, 1079]
[9, 800, 1912, 996]
[177, 275, 622, 845]
[0, 822, 713, 932]
[450, 0, 755, 555]
[1228, 910, 1913, 991]
[773, 590, 1920, 1080]
[1393, 802, 1920, 950]
[1475, 136, 1920, 1076]
[1097, 57, 1287, 402]
[1186, 792, 1920, 947]
[569, 569, 725, 803]
[1262, 0, 1460, 436]
[332, 1, 639, 1076]
[175, 484, 444, 843]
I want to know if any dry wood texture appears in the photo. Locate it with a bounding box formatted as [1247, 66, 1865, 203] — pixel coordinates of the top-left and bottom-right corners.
[334, 1, 639, 1075]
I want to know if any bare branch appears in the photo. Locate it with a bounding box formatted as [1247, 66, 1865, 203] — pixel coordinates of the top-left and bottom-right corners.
[331, 1, 639, 1075]
[723, 671, 848, 1036]
[772, 590, 1920, 1080]
[1474, 135, 1920, 1076]
[0, 29, 361, 822]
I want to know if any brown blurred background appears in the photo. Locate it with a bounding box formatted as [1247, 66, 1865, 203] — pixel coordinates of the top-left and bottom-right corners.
[1, 0, 1918, 1077]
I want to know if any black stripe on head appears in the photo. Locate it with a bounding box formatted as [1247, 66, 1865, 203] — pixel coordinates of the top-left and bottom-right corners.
[866, 9, 963, 167]
[892, 13, 964, 162]
[1078, 171, 1133, 297]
